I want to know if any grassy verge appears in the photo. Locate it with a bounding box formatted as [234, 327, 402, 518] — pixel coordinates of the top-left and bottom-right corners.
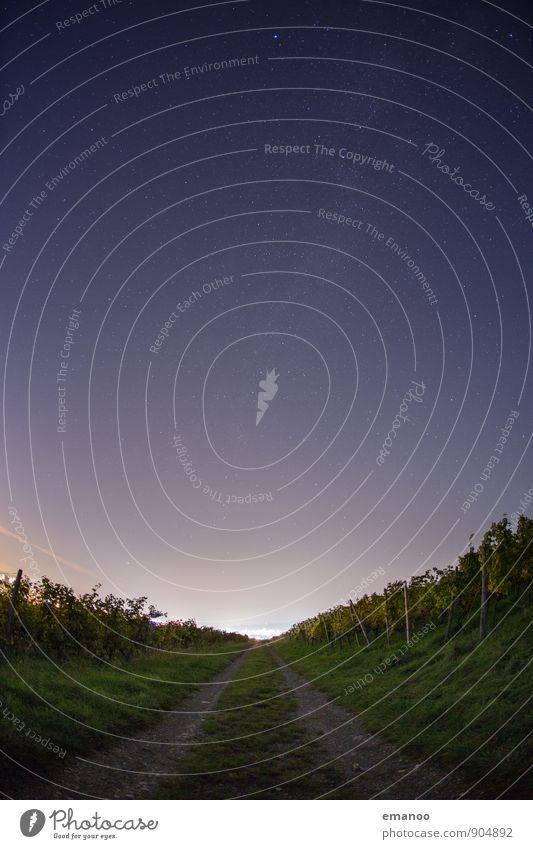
[157, 647, 340, 799]
[0, 642, 247, 789]
[276, 606, 532, 798]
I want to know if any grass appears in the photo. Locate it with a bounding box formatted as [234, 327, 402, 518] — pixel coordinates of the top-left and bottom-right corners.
[2, 605, 530, 799]
[0, 642, 248, 792]
[157, 647, 340, 799]
[275, 604, 532, 798]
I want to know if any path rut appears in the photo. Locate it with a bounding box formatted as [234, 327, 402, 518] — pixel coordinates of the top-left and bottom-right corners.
[11, 651, 248, 800]
[271, 649, 480, 799]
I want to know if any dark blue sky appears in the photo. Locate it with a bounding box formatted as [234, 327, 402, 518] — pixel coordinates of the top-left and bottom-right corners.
[1, 0, 532, 637]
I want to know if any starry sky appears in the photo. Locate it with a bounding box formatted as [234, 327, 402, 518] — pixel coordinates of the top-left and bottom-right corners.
[1, 0, 532, 638]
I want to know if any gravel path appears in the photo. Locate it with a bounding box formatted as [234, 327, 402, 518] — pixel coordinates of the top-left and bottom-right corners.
[270, 649, 480, 799]
[11, 651, 248, 800]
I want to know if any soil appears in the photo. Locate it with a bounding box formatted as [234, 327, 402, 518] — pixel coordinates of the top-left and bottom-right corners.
[7, 648, 483, 799]
[270, 648, 483, 799]
[9, 652, 248, 800]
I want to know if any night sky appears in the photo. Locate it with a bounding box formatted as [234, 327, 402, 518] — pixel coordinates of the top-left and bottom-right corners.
[1, 0, 532, 638]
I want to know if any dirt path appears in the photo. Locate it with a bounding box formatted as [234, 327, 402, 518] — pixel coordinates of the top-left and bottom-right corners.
[12, 651, 248, 800]
[270, 648, 478, 799]
[10, 647, 483, 800]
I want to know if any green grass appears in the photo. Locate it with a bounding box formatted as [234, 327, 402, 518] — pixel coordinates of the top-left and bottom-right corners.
[276, 605, 532, 798]
[157, 647, 340, 799]
[0, 642, 248, 790]
[3, 605, 530, 799]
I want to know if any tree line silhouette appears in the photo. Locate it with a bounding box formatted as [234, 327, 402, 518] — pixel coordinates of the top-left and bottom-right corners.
[0, 574, 242, 660]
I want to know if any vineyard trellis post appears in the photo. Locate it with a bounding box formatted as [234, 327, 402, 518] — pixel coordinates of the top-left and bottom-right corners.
[349, 606, 360, 646]
[445, 565, 459, 642]
[383, 587, 390, 645]
[349, 600, 370, 646]
[403, 581, 411, 644]
[320, 614, 331, 648]
[480, 542, 489, 640]
[335, 611, 343, 649]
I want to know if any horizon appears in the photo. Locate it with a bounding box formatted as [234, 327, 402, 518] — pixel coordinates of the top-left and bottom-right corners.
[2, 0, 532, 653]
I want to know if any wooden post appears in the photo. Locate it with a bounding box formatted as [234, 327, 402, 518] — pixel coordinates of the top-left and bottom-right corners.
[480, 544, 489, 640]
[349, 600, 370, 646]
[383, 587, 390, 645]
[347, 605, 360, 646]
[403, 581, 411, 644]
[320, 615, 330, 646]
[335, 613, 343, 649]
[6, 568, 23, 644]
